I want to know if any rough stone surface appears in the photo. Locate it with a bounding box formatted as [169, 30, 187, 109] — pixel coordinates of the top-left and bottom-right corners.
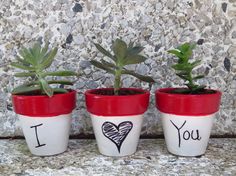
[0, 0, 236, 137]
[0, 139, 236, 175]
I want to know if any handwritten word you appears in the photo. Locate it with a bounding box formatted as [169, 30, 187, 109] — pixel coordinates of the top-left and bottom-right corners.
[170, 120, 202, 147]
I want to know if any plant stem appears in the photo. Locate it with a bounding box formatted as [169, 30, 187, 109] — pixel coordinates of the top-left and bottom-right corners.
[114, 69, 122, 95]
[36, 72, 44, 95]
[187, 72, 194, 92]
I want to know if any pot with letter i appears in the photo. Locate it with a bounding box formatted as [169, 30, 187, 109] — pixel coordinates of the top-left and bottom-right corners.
[85, 39, 154, 156]
[155, 43, 221, 156]
[11, 42, 78, 156]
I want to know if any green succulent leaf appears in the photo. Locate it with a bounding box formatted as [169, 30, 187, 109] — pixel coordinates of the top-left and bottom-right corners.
[93, 43, 115, 61]
[123, 55, 147, 65]
[39, 47, 58, 69]
[101, 59, 117, 68]
[191, 60, 201, 67]
[20, 47, 37, 66]
[30, 43, 41, 64]
[176, 71, 189, 75]
[11, 62, 35, 71]
[168, 50, 183, 60]
[52, 88, 68, 93]
[12, 85, 41, 94]
[193, 75, 205, 80]
[16, 56, 31, 66]
[171, 63, 193, 71]
[39, 78, 53, 97]
[127, 46, 144, 55]
[15, 81, 40, 88]
[122, 70, 155, 83]
[178, 42, 196, 53]
[42, 71, 77, 77]
[37, 42, 49, 64]
[48, 80, 74, 85]
[176, 73, 189, 80]
[14, 72, 36, 77]
[182, 51, 193, 61]
[112, 39, 127, 61]
[41, 42, 49, 56]
[90, 60, 115, 74]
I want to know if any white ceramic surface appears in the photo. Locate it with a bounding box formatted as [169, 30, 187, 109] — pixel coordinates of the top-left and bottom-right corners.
[19, 114, 71, 156]
[91, 114, 144, 156]
[161, 112, 215, 156]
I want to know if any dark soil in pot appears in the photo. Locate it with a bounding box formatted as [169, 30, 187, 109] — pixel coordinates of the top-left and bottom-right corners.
[168, 88, 216, 95]
[13, 89, 73, 96]
[90, 89, 144, 96]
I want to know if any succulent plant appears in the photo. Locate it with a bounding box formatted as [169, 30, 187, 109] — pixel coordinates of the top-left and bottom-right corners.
[168, 42, 206, 94]
[11, 42, 78, 97]
[91, 39, 155, 95]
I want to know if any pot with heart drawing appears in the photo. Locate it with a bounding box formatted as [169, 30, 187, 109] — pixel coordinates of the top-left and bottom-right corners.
[85, 88, 150, 156]
[85, 39, 154, 156]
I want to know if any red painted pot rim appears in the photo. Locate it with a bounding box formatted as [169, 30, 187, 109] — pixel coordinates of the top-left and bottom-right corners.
[12, 90, 76, 117]
[155, 88, 222, 116]
[85, 88, 150, 116]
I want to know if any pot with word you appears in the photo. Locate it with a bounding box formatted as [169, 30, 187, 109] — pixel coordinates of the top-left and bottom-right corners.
[155, 88, 221, 156]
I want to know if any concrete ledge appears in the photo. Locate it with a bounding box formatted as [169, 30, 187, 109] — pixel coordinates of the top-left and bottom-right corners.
[1, 139, 236, 176]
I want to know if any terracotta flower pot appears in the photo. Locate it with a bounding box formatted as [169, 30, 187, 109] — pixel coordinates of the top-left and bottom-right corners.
[12, 90, 76, 156]
[85, 88, 150, 156]
[155, 88, 221, 156]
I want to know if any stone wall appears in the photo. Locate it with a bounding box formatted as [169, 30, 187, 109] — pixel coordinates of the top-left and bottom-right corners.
[0, 0, 235, 137]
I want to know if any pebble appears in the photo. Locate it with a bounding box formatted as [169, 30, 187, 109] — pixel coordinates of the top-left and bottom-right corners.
[72, 3, 83, 13]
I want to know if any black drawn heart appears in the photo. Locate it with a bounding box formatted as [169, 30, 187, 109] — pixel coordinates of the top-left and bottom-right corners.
[102, 121, 133, 153]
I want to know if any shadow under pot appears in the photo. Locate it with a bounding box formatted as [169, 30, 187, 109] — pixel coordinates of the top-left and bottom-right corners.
[155, 88, 222, 157]
[85, 88, 150, 157]
[12, 90, 76, 156]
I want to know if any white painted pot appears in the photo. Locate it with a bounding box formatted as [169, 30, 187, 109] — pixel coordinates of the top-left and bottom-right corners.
[156, 88, 222, 157]
[19, 114, 71, 156]
[161, 112, 214, 156]
[85, 88, 150, 156]
[12, 90, 76, 156]
[91, 114, 144, 156]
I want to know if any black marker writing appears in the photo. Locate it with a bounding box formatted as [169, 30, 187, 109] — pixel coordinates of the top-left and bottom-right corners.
[102, 121, 133, 153]
[30, 123, 46, 148]
[170, 120, 186, 147]
[191, 130, 201, 141]
[183, 130, 191, 140]
[170, 120, 201, 148]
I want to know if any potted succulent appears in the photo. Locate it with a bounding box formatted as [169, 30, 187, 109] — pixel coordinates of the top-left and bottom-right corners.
[85, 39, 154, 156]
[11, 42, 77, 156]
[155, 43, 222, 156]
